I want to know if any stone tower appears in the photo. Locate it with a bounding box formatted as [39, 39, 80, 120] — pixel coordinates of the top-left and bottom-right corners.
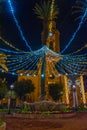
[41, 21, 60, 53]
[46, 21, 60, 53]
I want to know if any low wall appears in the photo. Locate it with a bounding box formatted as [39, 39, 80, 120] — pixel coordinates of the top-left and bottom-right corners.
[5, 112, 76, 119]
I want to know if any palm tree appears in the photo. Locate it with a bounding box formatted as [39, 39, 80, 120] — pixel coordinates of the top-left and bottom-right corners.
[34, 0, 59, 45]
[34, 0, 58, 100]
[0, 52, 8, 71]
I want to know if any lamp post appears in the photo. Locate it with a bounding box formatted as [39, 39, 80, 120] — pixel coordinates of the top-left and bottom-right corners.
[72, 85, 78, 108]
[8, 84, 14, 114]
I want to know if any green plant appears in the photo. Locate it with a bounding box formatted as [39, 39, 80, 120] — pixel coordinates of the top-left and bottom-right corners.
[62, 107, 71, 112]
[41, 111, 51, 115]
[22, 106, 29, 114]
[77, 107, 87, 111]
[0, 114, 4, 126]
[0, 118, 3, 126]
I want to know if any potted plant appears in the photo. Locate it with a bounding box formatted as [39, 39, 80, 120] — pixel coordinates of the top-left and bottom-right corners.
[0, 115, 6, 130]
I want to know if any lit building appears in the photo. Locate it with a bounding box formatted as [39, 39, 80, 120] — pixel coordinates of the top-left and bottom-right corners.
[18, 20, 87, 107]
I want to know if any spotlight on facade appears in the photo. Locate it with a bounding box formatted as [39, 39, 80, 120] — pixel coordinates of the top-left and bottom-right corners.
[48, 32, 53, 37]
[27, 74, 30, 76]
[20, 73, 23, 76]
[41, 74, 44, 77]
[2, 69, 4, 73]
[12, 72, 16, 75]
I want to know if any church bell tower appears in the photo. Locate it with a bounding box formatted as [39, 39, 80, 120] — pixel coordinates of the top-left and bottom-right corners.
[46, 21, 60, 52]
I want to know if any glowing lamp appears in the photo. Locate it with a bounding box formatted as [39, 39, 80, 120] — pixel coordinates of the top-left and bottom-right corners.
[20, 73, 23, 76]
[73, 85, 76, 88]
[41, 74, 44, 77]
[48, 32, 53, 37]
[12, 72, 15, 75]
[27, 74, 30, 76]
[10, 84, 14, 90]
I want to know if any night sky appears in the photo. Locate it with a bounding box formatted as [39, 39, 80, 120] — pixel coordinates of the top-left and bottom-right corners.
[1, 0, 87, 53]
[0, 0, 87, 86]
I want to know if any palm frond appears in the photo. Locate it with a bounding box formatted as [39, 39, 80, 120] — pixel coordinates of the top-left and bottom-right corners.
[0, 52, 8, 71]
[33, 0, 59, 21]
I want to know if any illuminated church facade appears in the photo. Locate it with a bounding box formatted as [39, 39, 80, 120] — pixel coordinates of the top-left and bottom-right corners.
[18, 20, 87, 107]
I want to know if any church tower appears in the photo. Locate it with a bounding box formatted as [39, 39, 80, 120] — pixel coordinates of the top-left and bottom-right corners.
[41, 21, 60, 53]
[46, 21, 60, 53]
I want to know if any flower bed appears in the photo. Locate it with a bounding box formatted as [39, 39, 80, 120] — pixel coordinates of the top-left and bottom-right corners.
[5, 111, 76, 119]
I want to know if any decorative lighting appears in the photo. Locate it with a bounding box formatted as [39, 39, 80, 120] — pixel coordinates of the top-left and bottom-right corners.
[10, 84, 14, 90]
[48, 32, 53, 37]
[61, 7, 87, 54]
[20, 73, 23, 76]
[7, 0, 32, 51]
[41, 74, 44, 77]
[27, 74, 30, 76]
[73, 85, 76, 89]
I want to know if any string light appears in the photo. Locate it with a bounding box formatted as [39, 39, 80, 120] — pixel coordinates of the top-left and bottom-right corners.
[0, 36, 24, 52]
[0, 42, 86, 76]
[68, 44, 87, 55]
[0, 1, 86, 78]
[49, 0, 55, 34]
[0, 48, 25, 54]
[7, 0, 32, 51]
[61, 7, 87, 54]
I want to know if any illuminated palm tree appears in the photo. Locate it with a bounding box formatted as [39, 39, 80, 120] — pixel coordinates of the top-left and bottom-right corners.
[0, 52, 8, 71]
[34, 0, 59, 45]
[34, 0, 58, 100]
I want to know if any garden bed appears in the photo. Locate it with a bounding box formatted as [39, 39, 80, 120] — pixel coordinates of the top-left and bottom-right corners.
[5, 111, 76, 119]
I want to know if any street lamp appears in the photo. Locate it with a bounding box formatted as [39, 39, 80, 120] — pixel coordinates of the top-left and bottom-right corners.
[72, 85, 78, 109]
[8, 84, 14, 114]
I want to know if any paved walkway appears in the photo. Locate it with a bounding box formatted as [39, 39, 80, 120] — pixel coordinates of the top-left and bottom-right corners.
[4, 112, 87, 130]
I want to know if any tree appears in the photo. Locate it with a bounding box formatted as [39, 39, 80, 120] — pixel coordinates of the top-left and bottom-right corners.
[0, 78, 8, 99]
[34, 0, 59, 100]
[14, 79, 35, 100]
[48, 83, 63, 101]
[6, 90, 17, 99]
[0, 52, 8, 71]
[34, 0, 58, 45]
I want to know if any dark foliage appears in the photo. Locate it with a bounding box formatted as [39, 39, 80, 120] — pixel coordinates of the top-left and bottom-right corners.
[14, 79, 35, 100]
[48, 83, 63, 101]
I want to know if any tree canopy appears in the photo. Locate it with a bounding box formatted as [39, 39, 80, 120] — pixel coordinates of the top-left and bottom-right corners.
[0, 78, 8, 99]
[34, 0, 58, 22]
[14, 79, 35, 100]
[48, 83, 63, 101]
